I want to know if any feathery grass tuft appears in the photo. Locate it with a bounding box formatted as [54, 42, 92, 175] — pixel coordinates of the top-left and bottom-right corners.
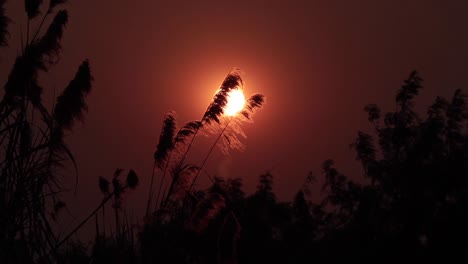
[53, 60, 93, 130]
[48, 0, 67, 13]
[245, 94, 265, 113]
[174, 121, 202, 144]
[153, 111, 176, 168]
[4, 51, 43, 104]
[216, 93, 265, 154]
[126, 169, 139, 189]
[99, 177, 110, 194]
[202, 70, 243, 125]
[25, 0, 43, 20]
[147, 112, 178, 216]
[37, 10, 68, 66]
[4, 10, 68, 105]
[0, 3, 96, 261]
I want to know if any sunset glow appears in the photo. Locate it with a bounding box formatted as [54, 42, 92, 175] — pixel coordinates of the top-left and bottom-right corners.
[224, 89, 246, 116]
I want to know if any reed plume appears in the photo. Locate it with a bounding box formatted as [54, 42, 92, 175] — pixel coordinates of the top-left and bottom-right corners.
[25, 0, 43, 20]
[53, 60, 93, 130]
[174, 121, 202, 144]
[189, 93, 265, 190]
[202, 70, 243, 125]
[99, 176, 110, 194]
[177, 69, 244, 164]
[126, 169, 139, 189]
[152, 118, 215, 216]
[4, 10, 68, 105]
[0, 3, 94, 262]
[152, 70, 246, 214]
[153, 111, 177, 168]
[243, 94, 265, 117]
[209, 93, 265, 155]
[50, 60, 92, 188]
[37, 10, 68, 66]
[151, 69, 265, 231]
[146, 111, 177, 216]
[48, 0, 67, 13]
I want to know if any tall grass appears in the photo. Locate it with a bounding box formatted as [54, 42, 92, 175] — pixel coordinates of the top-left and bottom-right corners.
[145, 69, 265, 227]
[0, 1, 92, 262]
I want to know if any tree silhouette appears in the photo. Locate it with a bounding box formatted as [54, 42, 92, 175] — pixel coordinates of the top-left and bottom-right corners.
[327, 71, 468, 262]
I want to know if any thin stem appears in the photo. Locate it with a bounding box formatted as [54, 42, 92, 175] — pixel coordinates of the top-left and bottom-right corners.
[50, 186, 127, 254]
[31, 13, 49, 43]
[161, 124, 202, 209]
[20, 25, 24, 53]
[145, 161, 157, 217]
[176, 99, 215, 171]
[26, 19, 29, 47]
[114, 194, 119, 239]
[176, 127, 200, 170]
[102, 204, 106, 236]
[95, 214, 99, 237]
[189, 119, 232, 193]
[154, 150, 173, 211]
[159, 183, 168, 209]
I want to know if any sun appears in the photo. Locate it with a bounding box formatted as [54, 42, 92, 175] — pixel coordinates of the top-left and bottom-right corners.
[224, 89, 246, 116]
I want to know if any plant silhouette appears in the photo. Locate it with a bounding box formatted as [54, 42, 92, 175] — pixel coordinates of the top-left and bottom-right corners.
[144, 69, 265, 224]
[1, 3, 468, 263]
[0, 1, 93, 263]
[137, 71, 468, 264]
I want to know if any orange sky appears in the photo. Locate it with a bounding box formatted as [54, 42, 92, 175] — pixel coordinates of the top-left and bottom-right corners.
[1, 0, 468, 240]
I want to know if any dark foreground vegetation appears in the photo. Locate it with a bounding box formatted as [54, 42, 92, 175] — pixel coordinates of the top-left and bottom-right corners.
[1, 1, 468, 263]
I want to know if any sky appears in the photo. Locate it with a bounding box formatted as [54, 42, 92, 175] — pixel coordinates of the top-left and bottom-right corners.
[1, 0, 468, 239]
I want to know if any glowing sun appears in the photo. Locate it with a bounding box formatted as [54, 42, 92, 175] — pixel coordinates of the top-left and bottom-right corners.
[224, 89, 246, 116]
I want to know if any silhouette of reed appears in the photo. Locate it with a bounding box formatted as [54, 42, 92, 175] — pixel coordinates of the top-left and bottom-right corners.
[144, 69, 265, 226]
[188, 93, 265, 191]
[146, 111, 176, 217]
[137, 70, 265, 263]
[2, 3, 466, 262]
[177, 69, 244, 169]
[52, 169, 139, 257]
[0, 1, 93, 262]
[138, 71, 468, 264]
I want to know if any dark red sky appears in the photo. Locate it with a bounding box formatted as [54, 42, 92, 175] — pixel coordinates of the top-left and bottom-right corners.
[2, 0, 468, 237]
